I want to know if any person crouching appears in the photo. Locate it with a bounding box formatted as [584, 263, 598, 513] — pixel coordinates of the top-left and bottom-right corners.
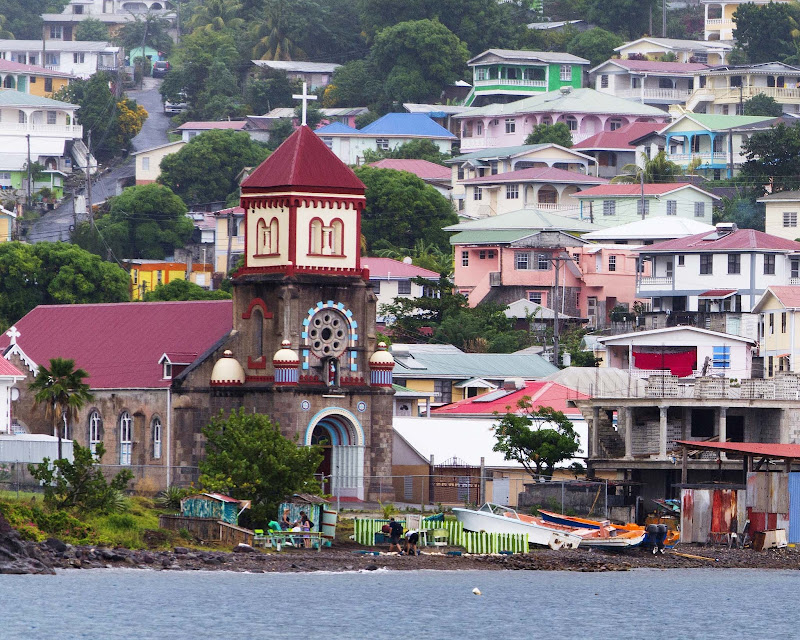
[404, 529, 420, 556]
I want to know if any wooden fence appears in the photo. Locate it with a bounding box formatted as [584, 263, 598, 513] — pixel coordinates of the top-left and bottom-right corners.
[158, 514, 254, 546]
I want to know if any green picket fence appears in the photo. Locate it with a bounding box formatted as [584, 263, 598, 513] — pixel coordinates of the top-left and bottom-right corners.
[463, 530, 529, 554]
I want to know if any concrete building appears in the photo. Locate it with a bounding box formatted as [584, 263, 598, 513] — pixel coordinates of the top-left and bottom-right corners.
[0, 59, 74, 97]
[131, 141, 186, 185]
[250, 60, 340, 89]
[701, 0, 789, 41]
[752, 286, 800, 378]
[360, 257, 439, 326]
[0, 40, 122, 79]
[759, 191, 800, 242]
[614, 37, 732, 65]
[573, 121, 664, 179]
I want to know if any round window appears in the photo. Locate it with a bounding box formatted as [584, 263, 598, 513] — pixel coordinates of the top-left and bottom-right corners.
[308, 309, 348, 357]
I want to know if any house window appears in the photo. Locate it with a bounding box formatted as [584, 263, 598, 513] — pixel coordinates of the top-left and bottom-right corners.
[476, 122, 483, 136]
[376, 138, 389, 150]
[73, 53, 85, 64]
[119, 411, 132, 466]
[473, 187, 482, 201]
[602, 200, 616, 216]
[88, 411, 102, 455]
[700, 254, 713, 274]
[515, 252, 529, 270]
[637, 200, 650, 216]
[45, 53, 59, 66]
[600, 74, 609, 88]
[560, 65, 572, 81]
[728, 253, 740, 274]
[528, 291, 543, 304]
[142, 157, 150, 171]
[694, 202, 705, 217]
[764, 254, 775, 275]
[371, 280, 381, 294]
[461, 250, 469, 267]
[573, 253, 580, 263]
[770, 314, 775, 334]
[398, 280, 411, 295]
[564, 116, 577, 131]
[783, 312, 788, 333]
[18, 110, 26, 124]
[475, 67, 487, 81]
[152, 417, 162, 459]
[712, 346, 730, 369]
[506, 184, 519, 199]
[608, 255, 617, 272]
[163, 362, 172, 379]
[784, 212, 798, 227]
[47, 111, 56, 125]
[322, 137, 333, 149]
[457, 167, 464, 180]
[678, 255, 685, 266]
[156, 270, 163, 285]
[537, 254, 549, 270]
[667, 200, 677, 216]
[44, 77, 53, 93]
[609, 119, 622, 131]
[505, 118, 515, 134]
[490, 161, 498, 175]
[769, 355, 774, 376]
[792, 259, 800, 279]
[50, 25, 63, 39]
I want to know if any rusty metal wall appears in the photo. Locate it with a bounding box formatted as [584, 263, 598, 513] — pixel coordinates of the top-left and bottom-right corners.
[681, 488, 746, 543]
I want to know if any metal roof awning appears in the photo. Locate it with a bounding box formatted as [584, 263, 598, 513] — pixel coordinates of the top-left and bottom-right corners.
[676, 440, 800, 460]
[698, 289, 737, 299]
[454, 377, 498, 389]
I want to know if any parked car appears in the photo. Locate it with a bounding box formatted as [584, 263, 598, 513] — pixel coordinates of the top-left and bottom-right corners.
[164, 92, 188, 114]
[152, 61, 170, 78]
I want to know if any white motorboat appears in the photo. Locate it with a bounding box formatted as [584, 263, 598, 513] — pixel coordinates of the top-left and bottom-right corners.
[452, 503, 583, 550]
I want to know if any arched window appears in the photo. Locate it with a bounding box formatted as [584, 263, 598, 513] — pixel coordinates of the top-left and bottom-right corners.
[88, 411, 102, 455]
[330, 219, 343, 255]
[119, 411, 132, 465]
[152, 416, 162, 459]
[309, 218, 323, 254]
[256, 217, 278, 255]
[2, 76, 14, 89]
[252, 308, 263, 357]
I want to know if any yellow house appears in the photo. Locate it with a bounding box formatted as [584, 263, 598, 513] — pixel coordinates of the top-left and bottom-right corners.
[753, 286, 800, 377]
[759, 191, 800, 243]
[214, 206, 245, 274]
[702, 0, 789, 40]
[131, 141, 186, 185]
[614, 37, 731, 66]
[128, 261, 189, 300]
[0, 59, 73, 97]
[0, 206, 15, 242]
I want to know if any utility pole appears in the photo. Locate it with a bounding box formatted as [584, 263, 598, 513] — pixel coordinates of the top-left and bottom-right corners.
[640, 167, 646, 220]
[663, 0, 667, 37]
[86, 129, 93, 229]
[26, 134, 32, 210]
[226, 209, 235, 272]
[553, 255, 560, 367]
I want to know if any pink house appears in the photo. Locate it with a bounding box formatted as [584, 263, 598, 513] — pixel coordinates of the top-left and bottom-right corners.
[454, 87, 669, 152]
[447, 211, 648, 327]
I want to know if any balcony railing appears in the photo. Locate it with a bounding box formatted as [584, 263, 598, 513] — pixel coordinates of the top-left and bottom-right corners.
[706, 18, 734, 26]
[0, 122, 82, 136]
[617, 88, 693, 101]
[474, 78, 547, 88]
[790, 277, 800, 285]
[669, 152, 727, 163]
[691, 86, 800, 102]
[638, 275, 674, 286]
[530, 202, 579, 211]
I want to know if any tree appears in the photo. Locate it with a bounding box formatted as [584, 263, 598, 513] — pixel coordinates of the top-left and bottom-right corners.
[27, 443, 133, 513]
[74, 17, 108, 41]
[0, 242, 130, 328]
[493, 402, 580, 478]
[373, 239, 454, 275]
[0, 0, 69, 39]
[323, 59, 383, 108]
[186, 0, 245, 32]
[733, 2, 799, 64]
[199, 409, 323, 522]
[363, 139, 451, 165]
[740, 122, 800, 196]
[73, 184, 193, 260]
[143, 279, 232, 301]
[159, 129, 270, 205]
[29, 358, 94, 462]
[266, 118, 295, 151]
[611, 151, 682, 184]
[566, 28, 623, 68]
[369, 19, 469, 104]
[353, 166, 458, 252]
[713, 195, 765, 231]
[245, 69, 302, 114]
[114, 13, 173, 54]
[743, 93, 784, 117]
[524, 122, 574, 148]
[584, 0, 657, 39]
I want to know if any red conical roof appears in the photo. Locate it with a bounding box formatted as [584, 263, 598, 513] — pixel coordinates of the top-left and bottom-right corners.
[241, 125, 365, 194]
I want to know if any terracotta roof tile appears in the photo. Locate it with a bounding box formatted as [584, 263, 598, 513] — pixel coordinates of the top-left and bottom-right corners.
[361, 257, 439, 279]
[431, 380, 589, 416]
[573, 122, 665, 150]
[0, 358, 24, 378]
[644, 228, 800, 252]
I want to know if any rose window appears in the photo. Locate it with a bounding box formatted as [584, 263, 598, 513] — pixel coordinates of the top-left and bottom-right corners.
[308, 309, 348, 357]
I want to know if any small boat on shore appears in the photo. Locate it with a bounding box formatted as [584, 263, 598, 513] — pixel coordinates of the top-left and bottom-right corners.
[537, 510, 678, 547]
[453, 503, 583, 550]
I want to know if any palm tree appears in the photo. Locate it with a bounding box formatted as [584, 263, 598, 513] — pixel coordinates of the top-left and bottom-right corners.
[186, 0, 245, 32]
[611, 151, 683, 184]
[30, 358, 94, 461]
[0, 15, 13, 39]
[251, 0, 305, 61]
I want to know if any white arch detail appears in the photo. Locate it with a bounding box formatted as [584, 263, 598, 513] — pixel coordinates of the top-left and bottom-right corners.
[304, 407, 364, 447]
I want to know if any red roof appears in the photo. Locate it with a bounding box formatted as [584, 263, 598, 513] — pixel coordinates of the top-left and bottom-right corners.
[676, 440, 800, 459]
[644, 228, 800, 253]
[765, 286, 800, 308]
[607, 60, 709, 73]
[574, 122, 664, 151]
[0, 358, 24, 378]
[0, 301, 233, 389]
[574, 182, 699, 197]
[431, 381, 589, 416]
[242, 125, 365, 194]
[461, 166, 607, 185]
[368, 159, 451, 181]
[177, 121, 247, 130]
[698, 289, 737, 298]
[212, 206, 245, 217]
[0, 58, 73, 77]
[361, 257, 439, 279]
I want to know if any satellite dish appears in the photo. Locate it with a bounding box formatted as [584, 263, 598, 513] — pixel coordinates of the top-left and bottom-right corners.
[10, 388, 19, 401]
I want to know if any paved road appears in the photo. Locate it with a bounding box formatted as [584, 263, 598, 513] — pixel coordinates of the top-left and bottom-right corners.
[27, 78, 171, 243]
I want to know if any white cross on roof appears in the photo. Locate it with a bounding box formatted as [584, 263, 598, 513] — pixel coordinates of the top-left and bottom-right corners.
[5, 326, 19, 346]
[292, 81, 318, 127]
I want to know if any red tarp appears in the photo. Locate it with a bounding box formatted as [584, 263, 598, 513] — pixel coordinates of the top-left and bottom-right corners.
[632, 349, 696, 377]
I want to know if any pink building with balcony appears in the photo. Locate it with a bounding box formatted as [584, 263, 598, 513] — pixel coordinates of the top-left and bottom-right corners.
[447, 210, 648, 328]
[454, 87, 669, 152]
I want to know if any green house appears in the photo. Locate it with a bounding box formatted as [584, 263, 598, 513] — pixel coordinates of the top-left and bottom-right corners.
[464, 49, 589, 107]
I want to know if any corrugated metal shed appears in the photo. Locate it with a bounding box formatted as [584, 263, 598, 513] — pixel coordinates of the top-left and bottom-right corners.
[181, 493, 245, 525]
[681, 487, 746, 543]
[0, 434, 74, 462]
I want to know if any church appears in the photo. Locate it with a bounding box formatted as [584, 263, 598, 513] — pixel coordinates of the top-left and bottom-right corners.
[2, 125, 395, 502]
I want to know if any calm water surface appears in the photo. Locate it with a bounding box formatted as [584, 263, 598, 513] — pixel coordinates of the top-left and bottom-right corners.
[1, 568, 797, 639]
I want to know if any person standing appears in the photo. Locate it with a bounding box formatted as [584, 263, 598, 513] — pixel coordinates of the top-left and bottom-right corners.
[388, 517, 404, 553]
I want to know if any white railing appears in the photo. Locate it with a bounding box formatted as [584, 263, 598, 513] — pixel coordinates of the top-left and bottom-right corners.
[570, 131, 593, 143]
[669, 152, 726, 163]
[638, 276, 674, 286]
[474, 78, 546, 88]
[618, 88, 693, 101]
[790, 277, 800, 285]
[0, 123, 82, 136]
[706, 18, 734, 25]
[529, 202, 580, 212]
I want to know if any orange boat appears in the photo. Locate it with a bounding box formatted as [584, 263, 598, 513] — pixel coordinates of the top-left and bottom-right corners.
[537, 510, 679, 547]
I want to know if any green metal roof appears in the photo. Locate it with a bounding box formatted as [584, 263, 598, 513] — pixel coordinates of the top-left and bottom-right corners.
[449, 230, 535, 245]
[393, 352, 558, 379]
[0, 90, 77, 109]
[449, 144, 551, 163]
[445, 208, 598, 233]
[670, 114, 773, 132]
[456, 88, 667, 118]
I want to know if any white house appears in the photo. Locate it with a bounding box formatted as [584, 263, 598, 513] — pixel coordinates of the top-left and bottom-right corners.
[759, 191, 800, 242]
[598, 326, 756, 380]
[0, 40, 122, 79]
[251, 60, 340, 89]
[582, 216, 716, 246]
[131, 141, 186, 185]
[315, 114, 457, 166]
[175, 120, 247, 142]
[360, 257, 439, 325]
[590, 59, 709, 108]
[614, 37, 732, 65]
[573, 183, 719, 227]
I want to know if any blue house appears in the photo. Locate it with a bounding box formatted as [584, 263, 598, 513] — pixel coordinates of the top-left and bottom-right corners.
[316, 113, 457, 165]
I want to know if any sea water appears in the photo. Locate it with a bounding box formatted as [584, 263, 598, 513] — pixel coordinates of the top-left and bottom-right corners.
[0, 568, 797, 639]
